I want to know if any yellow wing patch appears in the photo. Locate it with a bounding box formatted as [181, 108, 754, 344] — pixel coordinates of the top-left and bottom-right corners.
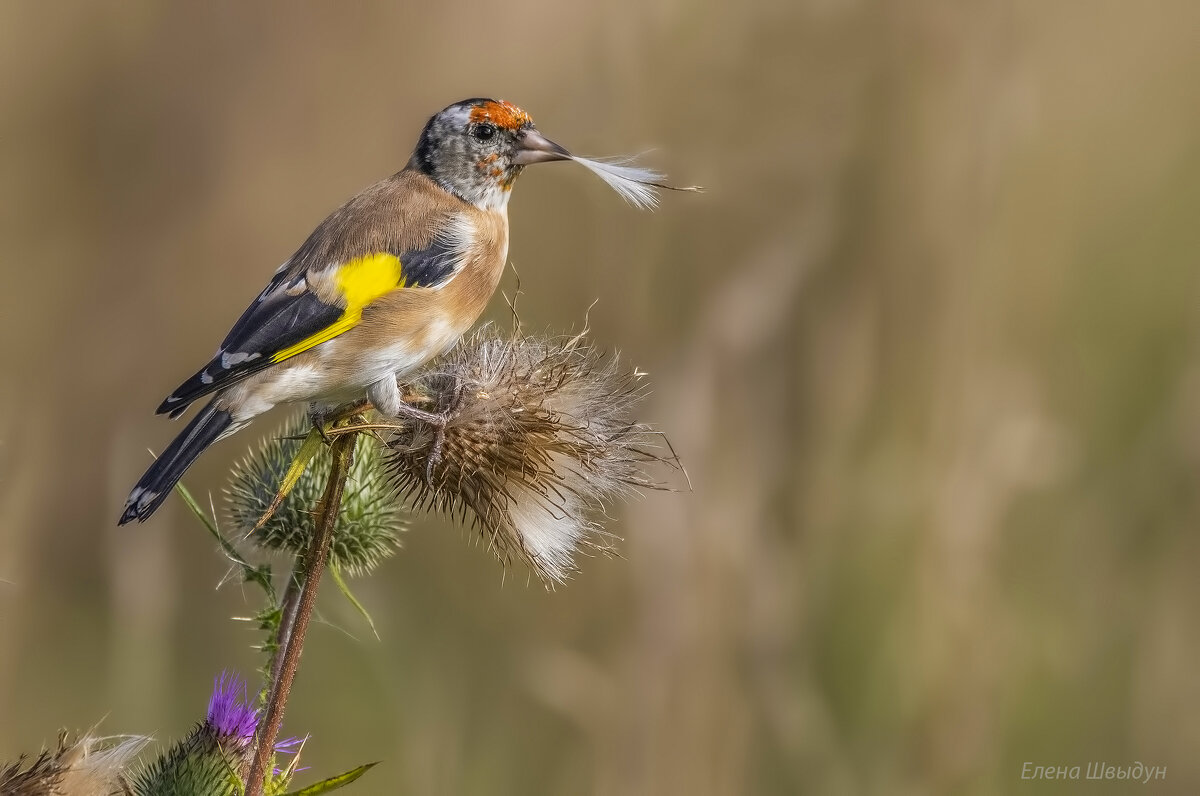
[270, 252, 405, 363]
[336, 251, 407, 308]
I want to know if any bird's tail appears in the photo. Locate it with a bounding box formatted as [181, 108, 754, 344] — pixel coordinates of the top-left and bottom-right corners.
[119, 400, 234, 524]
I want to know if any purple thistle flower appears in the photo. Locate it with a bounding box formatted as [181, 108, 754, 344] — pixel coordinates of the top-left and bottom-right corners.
[205, 671, 260, 743]
[274, 736, 304, 754]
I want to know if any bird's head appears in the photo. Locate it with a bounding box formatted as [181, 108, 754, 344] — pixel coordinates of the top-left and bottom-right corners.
[410, 98, 569, 210]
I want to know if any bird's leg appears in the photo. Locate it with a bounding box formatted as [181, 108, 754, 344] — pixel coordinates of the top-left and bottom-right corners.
[367, 376, 461, 486]
[386, 400, 450, 426]
[422, 377, 466, 485]
[393, 401, 448, 488]
[327, 399, 371, 424]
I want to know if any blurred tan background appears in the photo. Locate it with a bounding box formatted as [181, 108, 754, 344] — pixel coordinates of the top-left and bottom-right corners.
[3, 1, 1200, 794]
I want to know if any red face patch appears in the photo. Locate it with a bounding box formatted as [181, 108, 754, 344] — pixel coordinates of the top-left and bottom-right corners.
[469, 100, 532, 131]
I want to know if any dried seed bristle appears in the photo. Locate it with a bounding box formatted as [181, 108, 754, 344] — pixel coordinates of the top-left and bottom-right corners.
[384, 328, 678, 585]
[0, 731, 149, 796]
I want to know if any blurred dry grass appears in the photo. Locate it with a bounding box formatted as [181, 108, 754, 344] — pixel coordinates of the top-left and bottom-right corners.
[2, 1, 1200, 794]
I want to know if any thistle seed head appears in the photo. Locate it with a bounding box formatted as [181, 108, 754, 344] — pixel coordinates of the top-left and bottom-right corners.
[0, 732, 148, 796]
[385, 328, 677, 585]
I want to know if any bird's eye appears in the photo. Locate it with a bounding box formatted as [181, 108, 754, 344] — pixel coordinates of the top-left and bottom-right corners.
[473, 123, 497, 141]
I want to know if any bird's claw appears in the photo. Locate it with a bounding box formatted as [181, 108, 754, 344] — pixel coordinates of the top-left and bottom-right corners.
[425, 419, 447, 488]
[307, 405, 333, 445]
[419, 380, 465, 489]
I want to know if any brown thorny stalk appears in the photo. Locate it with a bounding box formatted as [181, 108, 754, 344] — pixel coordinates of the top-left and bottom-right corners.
[244, 325, 681, 793]
[246, 432, 357, 796]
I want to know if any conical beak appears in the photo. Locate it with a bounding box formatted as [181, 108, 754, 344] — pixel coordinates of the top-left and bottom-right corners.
[512, 129, 571, 165]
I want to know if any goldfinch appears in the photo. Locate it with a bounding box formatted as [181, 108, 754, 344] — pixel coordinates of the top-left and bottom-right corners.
[120, 97, 675, 524]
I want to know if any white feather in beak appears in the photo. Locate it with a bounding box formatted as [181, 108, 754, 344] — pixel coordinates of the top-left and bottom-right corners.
[568, 155, 701, 210]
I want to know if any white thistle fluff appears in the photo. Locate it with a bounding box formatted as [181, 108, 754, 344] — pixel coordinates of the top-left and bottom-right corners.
[569, 156, 669, 210]
[58, 734, 152, 796]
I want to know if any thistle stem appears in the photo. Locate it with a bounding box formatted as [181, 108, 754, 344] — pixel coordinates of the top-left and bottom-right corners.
[247, 431, 358, 796]
[268, 568, 304, 687]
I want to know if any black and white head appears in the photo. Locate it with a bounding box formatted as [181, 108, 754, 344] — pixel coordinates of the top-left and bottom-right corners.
[411, 97, 677, 211]
[410, 98, 565, 210]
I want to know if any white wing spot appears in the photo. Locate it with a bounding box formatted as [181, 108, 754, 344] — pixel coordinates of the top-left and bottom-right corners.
[221, 351, 261, 368]
[200, 371, 214, 385]
[127, 486, 158, 510]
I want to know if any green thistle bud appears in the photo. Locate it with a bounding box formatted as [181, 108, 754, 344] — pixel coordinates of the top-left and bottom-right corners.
[126, 724, 244, 796]
[226, 417, 405, 577]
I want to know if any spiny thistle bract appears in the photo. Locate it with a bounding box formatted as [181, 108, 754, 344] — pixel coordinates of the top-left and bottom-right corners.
[385, 327, 676, 585]
[127, 672, 300, 796]
[0, 731, 148, 796]
[227, 418, 404, 577]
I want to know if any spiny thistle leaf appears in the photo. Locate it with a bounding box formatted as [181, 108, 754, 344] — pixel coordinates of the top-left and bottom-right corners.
[226, 417, 405, 578]
[329, 566, 379, 640]
[282, 762, 378, 795]
[176, 481, 284, 681]
[174, 482, 276, 607]
[176, 482, 275, 597]
[252, 427, 325, 533]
